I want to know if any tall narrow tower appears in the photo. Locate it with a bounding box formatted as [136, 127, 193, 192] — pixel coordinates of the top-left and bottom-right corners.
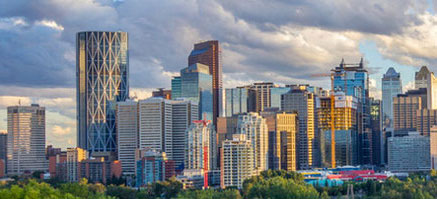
[76, 31, 129, 153]
[188, 41, 222, 126]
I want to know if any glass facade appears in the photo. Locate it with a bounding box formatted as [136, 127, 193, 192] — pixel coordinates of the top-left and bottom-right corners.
[224, 88, 253, 117]
[76, 31, 129, 153]
[381, 67, 402, 127]
[270, 87, 290, 109]
[171, 76, 181, 99]
[180, 63, 213, 121]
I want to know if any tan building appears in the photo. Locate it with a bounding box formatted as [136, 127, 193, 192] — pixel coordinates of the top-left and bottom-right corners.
[250, 82, 277, 112]
[416, 109, 437, 136]
[393, 95, 422, 132]
[430, 126, 437, 169]
[281, 87, 315, 169]
[67, 147, 88, 182]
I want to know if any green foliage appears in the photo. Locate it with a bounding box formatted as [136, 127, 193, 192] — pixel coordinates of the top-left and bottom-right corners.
[176, 189, 242, 199]
[106, 185, 136, 199]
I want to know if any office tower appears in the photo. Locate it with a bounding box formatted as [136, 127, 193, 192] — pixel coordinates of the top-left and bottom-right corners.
[48, 151, 66, 179]
[221, 134, 254, 189]
[331, 58, 371, 165]
[116, 100, 138, 176]
[430, 126, 437, 169]
[136, 149, 167, 186]
[0, 160, 4, 178]
[370, 99, 383, 166]
[260, 111, 298, 171]
[7, 104, 46, 175]
[66, 147, 88, 182]
[216, 116, 239, 168]
[0, 132, 6, 171]
[185, 120, 217, 188]
[152, 88, 172, 99]
[393, 94, 422, 132]
[317, 92, 358, 167]
[282, 87, 315, 169]
[76, 31, 129, 153]
[79, 158, 122, 184]
[416, 109, 437, 136]
[427, 69, 437, 109]
[382, 67, 402, 127]
[270, 87, 291, 109]
[387, 132, 430, 172]
[250, 82, 277, 112]
[171, 76, 182, 99]
[416, 66, 431, 89]
[224, 87, 256, 117]
[138, 98, 198, 169]
[188, 40, 222, 127]
[237, 113, 268, 173]
[175, 63, 213, 121]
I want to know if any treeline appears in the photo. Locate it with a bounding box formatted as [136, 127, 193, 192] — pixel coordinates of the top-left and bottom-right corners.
[3, 170, 437, 198]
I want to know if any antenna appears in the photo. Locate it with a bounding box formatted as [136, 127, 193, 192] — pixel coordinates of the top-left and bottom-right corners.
[18, 99, 21, 106]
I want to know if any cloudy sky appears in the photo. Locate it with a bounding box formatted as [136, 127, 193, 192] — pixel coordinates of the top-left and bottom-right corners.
[0, 0, 436, 149]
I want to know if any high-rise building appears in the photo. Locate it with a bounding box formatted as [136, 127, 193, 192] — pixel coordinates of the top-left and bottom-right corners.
[116, 100, 138, 176]
[221, 134, 254, 189]
[393, 94, 422, 132]
[188, 40, 222, 127]
[331, 58, 371, 165]
[216, 116, 239, 168]
[317, 93, 358, 167]
[185, 120, 217, 188]
[7, 104, 47, 175]
[382, 67, 402, 127]
[174, 63, 213, 121]
[66, 147, 88, 182]
[48, 151, 66, 179]
[237, 113, 268, 173]
[416, 109, 437, 136]
[416, 66, 431, 89]
[270, 87, 291, 109]
[251, 82, 277, 112]
[76, 31, 129, 153]
[138, 98, 198, 169]
[281, 87, 315, 169]
[152, 88, 172, 99]
[430, 126, 437, 169]
[0, 132, 6, 172]
[224, 87, 255, 117]
[370, 99, 383, 166]
[171, 76, 182, 99]
[387, 132, 430, 172]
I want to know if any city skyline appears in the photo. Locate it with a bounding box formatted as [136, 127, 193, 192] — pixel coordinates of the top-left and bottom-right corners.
[1, 0, 437, 149]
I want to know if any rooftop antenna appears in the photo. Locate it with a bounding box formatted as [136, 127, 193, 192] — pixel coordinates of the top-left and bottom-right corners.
[359, 57, 364, 68]
[18, 99, 21, 106]
[340, 58, 345, 68]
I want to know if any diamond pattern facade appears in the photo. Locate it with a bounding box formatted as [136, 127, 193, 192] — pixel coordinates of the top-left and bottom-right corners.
[77, 31, 129, 153]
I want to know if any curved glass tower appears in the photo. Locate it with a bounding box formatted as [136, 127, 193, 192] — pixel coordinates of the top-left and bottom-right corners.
[76, 31, 129, 153]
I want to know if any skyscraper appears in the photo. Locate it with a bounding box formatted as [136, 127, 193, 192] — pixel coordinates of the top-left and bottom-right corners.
[220, 134, 254, 189]
[416, 109, 437, 136]
[7, 104, 47, 175]
[393, 94, 422, 132]
[116, 100, 138, 175]
[66, 147, 88, 182]
[382, 67, 402, 127]
[270, 87, 291, 109]
[138, 98, 198, 169]
[76, 31, 129, 153]
[0, 132, 6, 171]
[281, 87, 315, 169]
[188, 41, 222, 126]
[370, 98, 383, 166]
[331, 58, 371, 165]
[415, 66, 431, 89]
[237, 113, 268, 173]
[387, 132, 430, 172]
[224, 87, 255, 117]
[178, 63, 213, 121]
[251, 82, 277, 112]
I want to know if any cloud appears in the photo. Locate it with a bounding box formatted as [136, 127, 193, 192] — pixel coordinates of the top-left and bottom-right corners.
[51, 125, 72, 136]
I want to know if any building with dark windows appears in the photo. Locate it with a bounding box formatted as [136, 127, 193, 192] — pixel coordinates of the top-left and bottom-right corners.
[370, 98, 383, 166]
[188, 40, 222, 126]
[76, 31, 129, 154]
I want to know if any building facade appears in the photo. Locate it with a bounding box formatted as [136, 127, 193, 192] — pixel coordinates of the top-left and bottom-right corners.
[136, 150, 167, 186]
[188, 40, 222, 126]
[116, 100, 138, 175]
[281, 87, 315, 169]
[221, 134, 254, 189]
[0, 132, 6, 173]
[382, 67, 402, 127]
[66, 147, 88, 182]
[393, 94, 422, 132]
[76, 31, 129, 153]
[237, 113, 268, 173]
[270, 87, 290, 109]
[251, 82, 277, 112]
[387, 132, 430, 172]
[7, 104, 47, 175]
[224, 87, 255, 117]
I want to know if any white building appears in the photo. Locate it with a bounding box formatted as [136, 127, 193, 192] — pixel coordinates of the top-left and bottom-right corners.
[388, 132, 430, 172]
[116, 100, 138, 175]
[66, 147, 88, 182]
[185, 120, 217, 171]
[221, 134, 254, 189]
[7, 104, 47, 175]
[237, 113, 268, 174]
[138, 97, 198, 169]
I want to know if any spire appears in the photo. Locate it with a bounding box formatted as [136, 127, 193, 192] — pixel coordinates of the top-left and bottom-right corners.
[340, 58, 345, 68]
[359, 57, 364, 68]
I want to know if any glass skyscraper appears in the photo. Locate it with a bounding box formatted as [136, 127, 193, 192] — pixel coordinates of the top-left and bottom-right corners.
[270, 87, 290, 109]
[224, 87, 255, 117]
[382, 67, 402, 127]
[76, 31, 129, 153]
[175, 63, 213, 121]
